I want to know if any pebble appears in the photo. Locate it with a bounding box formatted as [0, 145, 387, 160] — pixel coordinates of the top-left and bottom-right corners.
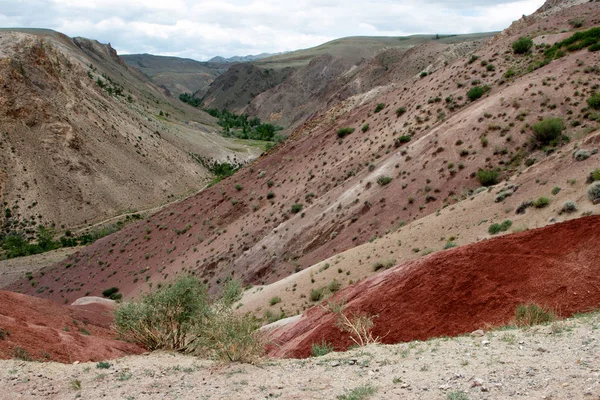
[471, 330, 485, 337]
[330, 361, 340, 367]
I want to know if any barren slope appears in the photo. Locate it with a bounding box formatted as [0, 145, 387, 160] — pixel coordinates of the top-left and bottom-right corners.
[0, 291, 145, 363]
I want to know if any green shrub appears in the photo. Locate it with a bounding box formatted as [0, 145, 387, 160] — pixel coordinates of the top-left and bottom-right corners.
[515, 303, 556, 326]
[467, 85, 491, 101]
[269, 296, 281, 306]
[102, 287, 119, 298]
[551, 187, 561, 195]
[266, 191, 275, 199]
[290, 203, 303, 214]
[588, 93, 600, 110]
[115, 276, 263, 362]
[394, 136, 411, 147]
[396, 107, 407, 117]
[512, 37, 533, 54]
[311, 340, 335, 357]
[361, 124, 369, 132]
[488, 220, 512, 235]
[337, 127, 355, 138]
[532, 118, 564, 145]
[377, 176, 393, 186]
[337, 384, 377, 400]
[328, 280, 341, 293]
[372, 260, 395, 271]
[533, 196, 550, 208]
[476, 168, 499, 186]
[96, 361, 111, 369]
[588, 168, 600, 183]
[588, 182, 600, 202]
[310, 287, 324, 302]
[374, 103, 385, 113]
[562, 201, 577, 213]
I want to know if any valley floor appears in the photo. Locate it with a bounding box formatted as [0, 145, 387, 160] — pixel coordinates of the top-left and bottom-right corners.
[1, 312, 599, 399]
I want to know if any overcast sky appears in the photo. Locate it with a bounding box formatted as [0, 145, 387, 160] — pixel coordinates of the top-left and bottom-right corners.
[0, 0, 545, 61]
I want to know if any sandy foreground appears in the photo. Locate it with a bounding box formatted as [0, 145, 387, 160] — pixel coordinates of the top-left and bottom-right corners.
[1, 312, 599, 400]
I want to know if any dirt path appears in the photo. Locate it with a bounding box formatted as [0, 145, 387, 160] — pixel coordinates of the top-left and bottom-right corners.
[1, 312, 598, 399]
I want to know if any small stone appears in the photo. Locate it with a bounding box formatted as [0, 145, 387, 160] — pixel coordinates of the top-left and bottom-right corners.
[471, 329, 485, 337]
[73, 361, 80, 365]
[481, 340, 490, 346]
[438, 384, 451, 390]
[537, 347, 548, 353]
[330, 361, 340, 367]
[471, 379, 483, 388]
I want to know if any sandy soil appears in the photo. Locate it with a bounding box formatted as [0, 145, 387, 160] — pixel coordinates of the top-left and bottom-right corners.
[1, 312, 599, 399]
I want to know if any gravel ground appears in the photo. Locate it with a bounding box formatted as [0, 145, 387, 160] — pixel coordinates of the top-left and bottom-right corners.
[1, 313, 600, 400]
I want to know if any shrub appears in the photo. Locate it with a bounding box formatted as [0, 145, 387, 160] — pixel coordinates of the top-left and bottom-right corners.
[269, 296, 281, 306]
[512, 37, 533, 54]
[396, 107, 407, 117]
[266, 191, 275, 199]
[476, 168, 499, 186]
[96, 361, 111, 369]
[311, 340, 335, 357]
[290, 203, 303, 214]
[372, 259, 395, 272]
[533, 196, 550, 208]
[310, 287, 324, 302]
[394, 136, 411, 147]
[551, 187, 561, 195]
[515, 303, 556, 326]
[532, 118, 564, 145]
[588, 168, 600, 183]
[336, 127, 355, 138]
[361, 124, 369, 132]
[489, 220, 512, 235]
[377, 176, 393, 186]
[467, 85, 491, 101]
[374, 103, 385, 113]
[115, 276, 263, 362]
[337, 385, 377, 400]
[102, 287, 119, 298]
[588, 182, 600, 202]
[328, 280, 341, 293]
[562, 201, 577, 213]
[588, 93, 600, 110]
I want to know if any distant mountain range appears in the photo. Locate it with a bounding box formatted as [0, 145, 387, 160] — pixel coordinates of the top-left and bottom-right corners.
[207, 52, 281, 63]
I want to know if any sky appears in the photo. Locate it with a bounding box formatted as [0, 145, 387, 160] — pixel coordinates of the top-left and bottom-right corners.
[0, 0, 546, 61]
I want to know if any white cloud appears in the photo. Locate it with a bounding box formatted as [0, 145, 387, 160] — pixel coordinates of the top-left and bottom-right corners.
[0, 0, 545, 60]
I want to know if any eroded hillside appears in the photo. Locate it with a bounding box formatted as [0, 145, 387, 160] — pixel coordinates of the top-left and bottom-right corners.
[7, 0, 600, 327]
[0, 29, 262, 236]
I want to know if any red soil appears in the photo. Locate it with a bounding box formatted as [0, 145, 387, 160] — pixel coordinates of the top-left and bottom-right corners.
[0, 291, 145, 363]
[268, 215, 600, 358]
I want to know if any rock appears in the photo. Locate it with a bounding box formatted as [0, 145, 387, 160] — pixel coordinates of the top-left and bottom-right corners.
[481, 340, 490, 346]
[471, 378, 483, 388]
[330, 361, 340, 367]
[471, 329, 485, 337]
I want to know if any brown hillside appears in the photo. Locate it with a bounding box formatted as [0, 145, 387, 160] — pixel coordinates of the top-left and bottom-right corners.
[0, 29, 261, 234]
[6, 0, 600, 314]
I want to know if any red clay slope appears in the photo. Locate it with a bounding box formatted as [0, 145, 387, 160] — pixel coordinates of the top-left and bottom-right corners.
[0, 291, 145, 363]
[268, 215, 600, 358]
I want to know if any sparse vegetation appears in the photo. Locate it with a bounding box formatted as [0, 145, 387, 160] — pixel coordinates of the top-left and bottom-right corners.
[376, 176, 392, 186]
[512, 37, 533, 54]
[337, 385, 377, 400]
[531, 118, 564, 145]
[488, 220, 512, 235]
[337, 127, 355, 139]
[374, 103, 385, 113]
[467, 85, 491, 101]
[114, 276, 263, 363]
[588, 182, 600, 203]
[533, 197, 550, 209]
[515, 303, 556, 327]
[476, 168, 499, 186]
[311, 340, 335, 357]
[588, 93, 600, 110]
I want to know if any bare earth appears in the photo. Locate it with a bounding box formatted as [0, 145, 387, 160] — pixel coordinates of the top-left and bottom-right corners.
[1, 312, 599, 399]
